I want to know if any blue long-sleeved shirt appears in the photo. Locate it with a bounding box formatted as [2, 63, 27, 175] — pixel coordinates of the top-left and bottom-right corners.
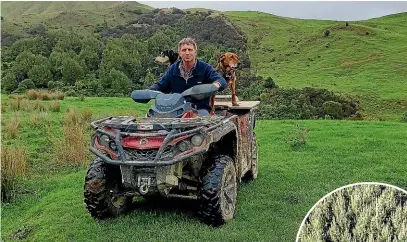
[149, 59, 227, 111]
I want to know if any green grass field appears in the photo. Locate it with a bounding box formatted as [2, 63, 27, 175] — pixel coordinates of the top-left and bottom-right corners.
[1, 96, 407, 241]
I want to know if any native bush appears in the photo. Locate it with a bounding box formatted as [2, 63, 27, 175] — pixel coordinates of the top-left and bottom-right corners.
[257, 87, 360, 120]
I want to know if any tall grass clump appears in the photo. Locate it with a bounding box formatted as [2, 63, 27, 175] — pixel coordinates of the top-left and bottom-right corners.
[10, 97, 29, 111]
[53, 91, 65, 100]
[298, 184, 407, 242]
[55, 109, 88, 166]
[81, 109, 93, 123]
[26, 89, 39, 100]
[19, 99, 30, 111]
[48, 100, 61, 112]
[27, 89, 65, 100]
[5, 113, 20, 139]
[2, 101, 7, 113]
[1, 146, 28, 202]
[32, 100, 46, 112]
[30, 112, 48, 128]
[37, 90, 51, 101]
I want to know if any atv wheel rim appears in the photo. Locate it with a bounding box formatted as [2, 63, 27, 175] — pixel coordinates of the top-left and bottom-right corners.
[221, 168, 237, 218]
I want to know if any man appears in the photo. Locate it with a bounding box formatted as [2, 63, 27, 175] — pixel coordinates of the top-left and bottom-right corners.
[149, 38, 227, 116]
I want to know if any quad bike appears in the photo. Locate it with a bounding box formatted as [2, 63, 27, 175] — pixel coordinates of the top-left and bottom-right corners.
[84, 84, 260, 226]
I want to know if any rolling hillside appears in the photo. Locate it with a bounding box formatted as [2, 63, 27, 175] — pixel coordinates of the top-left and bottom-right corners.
[0, 1, 152, 35]
[1, 2, 406, 120]
[226, 11, 407, 120]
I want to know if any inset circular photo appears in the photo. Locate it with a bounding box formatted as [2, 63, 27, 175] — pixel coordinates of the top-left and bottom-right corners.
[297, 182, 407, 242]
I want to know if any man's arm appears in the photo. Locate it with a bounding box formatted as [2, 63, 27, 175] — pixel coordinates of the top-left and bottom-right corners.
[149, 69, 171, 93]
[205, 64, 227, 91]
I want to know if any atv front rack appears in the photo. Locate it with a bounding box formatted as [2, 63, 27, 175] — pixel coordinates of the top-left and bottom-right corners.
[89, 115, 237, 166]
[90, 116, 225, 131]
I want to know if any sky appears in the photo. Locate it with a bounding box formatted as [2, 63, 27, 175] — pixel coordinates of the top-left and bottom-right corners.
[138, 1, 407, 21]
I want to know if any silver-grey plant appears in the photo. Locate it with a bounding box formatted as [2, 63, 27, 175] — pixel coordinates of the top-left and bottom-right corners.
[299, 184, 407, 242]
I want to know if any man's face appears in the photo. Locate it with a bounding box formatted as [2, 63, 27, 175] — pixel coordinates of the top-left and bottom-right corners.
[179, 44, 196, 63]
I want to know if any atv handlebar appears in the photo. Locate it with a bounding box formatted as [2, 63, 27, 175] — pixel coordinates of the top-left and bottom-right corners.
[131, 84, 218, 103]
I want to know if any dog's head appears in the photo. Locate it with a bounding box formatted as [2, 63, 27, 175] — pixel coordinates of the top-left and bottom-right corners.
[154, 50, 179, 66]
[217, 52, 240, 73]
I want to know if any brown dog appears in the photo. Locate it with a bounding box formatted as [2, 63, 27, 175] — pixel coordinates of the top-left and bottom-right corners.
[210, 52, 240, 115]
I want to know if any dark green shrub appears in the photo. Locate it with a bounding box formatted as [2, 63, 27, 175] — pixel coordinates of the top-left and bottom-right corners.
[48, 81, 65, 90]
[257, 87, 360, 120]
[322, 101, 343, 119]
[19, 79, 35, 89]
[263, 77, 277, 89]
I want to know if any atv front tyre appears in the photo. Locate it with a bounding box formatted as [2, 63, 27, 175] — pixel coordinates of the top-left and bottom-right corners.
[84, 157, 131, 219]
[199, 155, 237, 227]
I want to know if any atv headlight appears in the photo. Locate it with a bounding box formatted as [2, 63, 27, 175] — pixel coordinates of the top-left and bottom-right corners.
[191, 134, 203, 146]
[178, 140, 190, 152]
[99, 135, 110, 146]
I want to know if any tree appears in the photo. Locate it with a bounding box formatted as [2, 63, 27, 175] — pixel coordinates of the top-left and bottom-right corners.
[12, 51, 52, 88]
[61, 58, 84, 86]
[143, 70, 156, 88]
[109, 69, 132, 96]
[79, 49, 100, 71]
[147, 30, 173, 54]
[54, 31, 82, 54]
[13, 51, 38, 74]
[1, 72, 18, 93]
[28, 64, 52, 88]
[5, 37, 51, 62]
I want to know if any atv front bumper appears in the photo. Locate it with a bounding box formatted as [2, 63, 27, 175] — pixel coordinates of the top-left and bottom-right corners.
[89, 146, 206, 166]
[89, 122, 214, 167]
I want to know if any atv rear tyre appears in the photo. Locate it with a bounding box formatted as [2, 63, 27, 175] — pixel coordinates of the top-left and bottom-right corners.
[84, 157, 131, 219]
[244, 132, 258, 180]
[199, 155, 237, 227]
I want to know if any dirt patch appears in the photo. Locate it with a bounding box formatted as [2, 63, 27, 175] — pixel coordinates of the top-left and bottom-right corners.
[340, 55, 383, 67]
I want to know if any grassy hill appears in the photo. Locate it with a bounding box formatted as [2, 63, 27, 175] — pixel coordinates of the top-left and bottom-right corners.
[225, 11, 407, 120]
[1, 1, 152, 35]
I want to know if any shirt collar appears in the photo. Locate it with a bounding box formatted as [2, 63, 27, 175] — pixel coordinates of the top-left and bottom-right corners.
[179, 59, 197, 72]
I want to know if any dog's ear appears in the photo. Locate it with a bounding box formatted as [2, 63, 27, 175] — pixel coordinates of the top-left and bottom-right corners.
[169, 50, 174, 55]
[218, 54, 226, 64]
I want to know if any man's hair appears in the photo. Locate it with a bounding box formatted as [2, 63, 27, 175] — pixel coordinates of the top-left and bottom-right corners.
[178, 37, 198, 51]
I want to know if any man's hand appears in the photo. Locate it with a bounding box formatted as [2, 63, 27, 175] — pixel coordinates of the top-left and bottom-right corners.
[213, 81, 221, 89]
